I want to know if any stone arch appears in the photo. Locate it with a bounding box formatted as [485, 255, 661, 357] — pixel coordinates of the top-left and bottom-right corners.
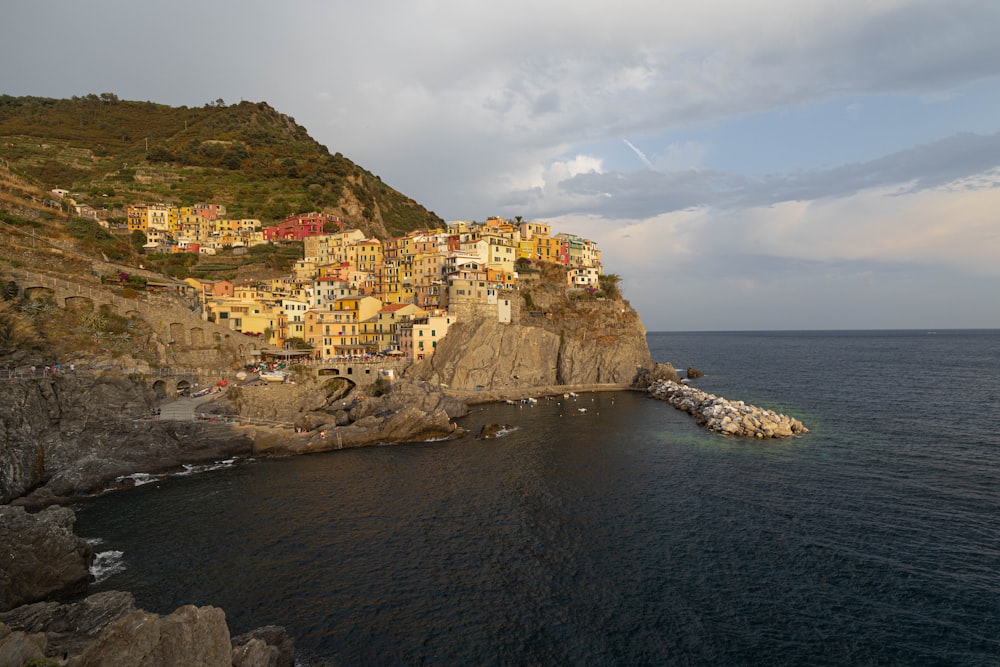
[176, 379, 191, 396]
[64, 295, 94, 312]
[190, 327, 205, 347]
[318, 368, 341, 376]
[152, 379, 168, 398]
[24, 286, 55, 302]
[125, 309, 141, 319]
[169, 322, 186, 346]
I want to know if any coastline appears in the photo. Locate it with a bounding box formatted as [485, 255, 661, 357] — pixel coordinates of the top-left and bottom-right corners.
[444, 382, 638, 405]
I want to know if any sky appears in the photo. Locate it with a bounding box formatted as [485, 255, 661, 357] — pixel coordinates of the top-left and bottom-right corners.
[3, 0, 999, 331]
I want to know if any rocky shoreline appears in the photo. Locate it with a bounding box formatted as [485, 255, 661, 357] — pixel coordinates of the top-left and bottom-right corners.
[0, 504, 295, 667]
[648, 379, 809, 438]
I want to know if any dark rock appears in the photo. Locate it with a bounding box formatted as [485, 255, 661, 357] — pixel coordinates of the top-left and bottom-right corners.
[1, 375, 253, 506]
[634, 362, 681, 387]
[0, 590, 136, 659]
[0, 621, 47, 666]
[686, 366, 704, 379]
[232, 625, 295, 667]
[477, 424, 515, 439]
[0, 505, 93, 612]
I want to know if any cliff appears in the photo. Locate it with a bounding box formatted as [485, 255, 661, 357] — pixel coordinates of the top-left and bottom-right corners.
[408, 265, 653, 391]
[0, 373, 253, 507]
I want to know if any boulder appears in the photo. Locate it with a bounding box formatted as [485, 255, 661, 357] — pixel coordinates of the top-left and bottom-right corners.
[0, 621, 47, 667]
[0, 590, 136, 659]
[635, 362, 681, 386]
[0, 506, 93, 612]
[477, 424, 516, 439]
[67, 605, 232, 667]
[686, 366, 704, 379]
[232, 626, 295, 667]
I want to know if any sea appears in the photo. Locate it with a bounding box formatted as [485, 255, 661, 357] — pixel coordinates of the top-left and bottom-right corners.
[74, 330, 1000, 666]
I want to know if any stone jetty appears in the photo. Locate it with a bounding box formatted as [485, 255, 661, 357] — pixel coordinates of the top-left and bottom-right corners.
[648, 380, 808, 438]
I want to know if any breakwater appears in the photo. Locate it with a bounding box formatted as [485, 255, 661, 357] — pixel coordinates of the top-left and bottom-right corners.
[647, 379, 808, 438]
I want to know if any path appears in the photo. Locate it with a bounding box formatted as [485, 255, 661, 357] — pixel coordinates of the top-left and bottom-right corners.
[156, 392, 224, 421]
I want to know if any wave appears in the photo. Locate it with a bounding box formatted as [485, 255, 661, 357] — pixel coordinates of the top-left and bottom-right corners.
[114, 458, 246, 487]
[91, 549, 126, 583]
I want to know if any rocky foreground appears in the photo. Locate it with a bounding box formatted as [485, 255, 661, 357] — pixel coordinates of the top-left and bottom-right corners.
[0, 505, 294, 667]
[648, 379, 808, 438]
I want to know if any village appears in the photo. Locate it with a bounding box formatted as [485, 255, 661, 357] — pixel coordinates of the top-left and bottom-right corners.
[121, 203, 607, 362]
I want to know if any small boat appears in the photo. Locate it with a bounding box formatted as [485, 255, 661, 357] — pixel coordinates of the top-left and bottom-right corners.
[260, 370, 289, 383]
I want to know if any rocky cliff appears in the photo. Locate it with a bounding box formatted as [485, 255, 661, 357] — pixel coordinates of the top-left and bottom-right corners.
[408, 267, 653, 391]
[0, 374, 253, 507]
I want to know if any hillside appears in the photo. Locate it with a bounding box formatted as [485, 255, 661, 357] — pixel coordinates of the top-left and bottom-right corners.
[0, 94, 444, 237]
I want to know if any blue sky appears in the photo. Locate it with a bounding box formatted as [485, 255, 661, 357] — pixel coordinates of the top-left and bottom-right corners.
[2, 0, 999, 330]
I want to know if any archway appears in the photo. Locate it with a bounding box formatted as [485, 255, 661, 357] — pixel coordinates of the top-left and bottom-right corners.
[64, 295, 94, 312]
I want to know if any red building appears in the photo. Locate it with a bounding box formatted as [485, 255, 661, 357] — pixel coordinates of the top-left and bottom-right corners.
[263, 212, 342, 242]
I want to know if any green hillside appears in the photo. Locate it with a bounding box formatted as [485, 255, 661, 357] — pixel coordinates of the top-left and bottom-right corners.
[0, 94, 444, 237]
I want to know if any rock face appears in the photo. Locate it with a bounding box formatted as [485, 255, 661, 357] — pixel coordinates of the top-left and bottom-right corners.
[0, 374, 253, 506]
[0, 590, 296, 666]
[66, 604, 233, 667]
[408, 303, 653, 391]
[0, 621, 47, 666]
[648, 379, 808, 438]
[0, 591, 136, 659]
[0, 505, 93, 611]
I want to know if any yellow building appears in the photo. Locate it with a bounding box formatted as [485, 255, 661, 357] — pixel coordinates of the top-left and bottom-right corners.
[410, 313, 456, 360]
[350, 238, 384, 274]
[304, 296, 383, 358]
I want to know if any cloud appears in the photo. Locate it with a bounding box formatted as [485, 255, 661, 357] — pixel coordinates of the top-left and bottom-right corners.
[544, 131, 1000, 219]
[3, 0, 1000, 328]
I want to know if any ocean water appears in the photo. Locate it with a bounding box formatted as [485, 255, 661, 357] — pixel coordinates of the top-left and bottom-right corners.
[74, 330, 1000, 665]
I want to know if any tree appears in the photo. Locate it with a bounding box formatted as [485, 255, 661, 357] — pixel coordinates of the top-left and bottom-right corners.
[146, 145, 175, 162]
[130, 230, 147, 254]
[222, 144, 248, 170]
[599, 273, 622, 300]
[284, 337, 313, 350]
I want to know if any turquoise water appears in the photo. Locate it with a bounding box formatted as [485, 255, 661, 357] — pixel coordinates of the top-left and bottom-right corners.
[75, 330, 1000, 665]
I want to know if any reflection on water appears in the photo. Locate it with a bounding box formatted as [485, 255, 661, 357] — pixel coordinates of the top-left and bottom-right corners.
[76, 331, 1000, 665]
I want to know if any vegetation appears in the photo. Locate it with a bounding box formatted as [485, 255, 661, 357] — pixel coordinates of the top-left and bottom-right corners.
[0, 94, 444, 237]
[599, 273, 622, 300]
[0, 298, 38, 354]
